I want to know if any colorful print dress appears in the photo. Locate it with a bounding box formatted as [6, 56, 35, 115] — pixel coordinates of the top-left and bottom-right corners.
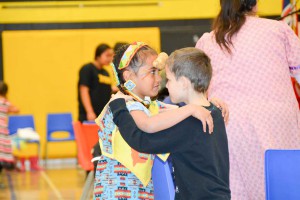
[93, 100, 168, 200]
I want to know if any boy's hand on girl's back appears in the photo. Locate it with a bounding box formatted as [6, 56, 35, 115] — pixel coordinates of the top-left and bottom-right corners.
[191, 105, 214, 134]
[110, 91, 133, 102]
[209, 97, 229, 124]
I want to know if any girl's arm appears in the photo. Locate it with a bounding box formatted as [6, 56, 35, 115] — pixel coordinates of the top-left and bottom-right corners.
[130, 104, 213, 134]
[110, 92, 213, 134]
[8, 104, 19, 113]
[209, 97, 229, 124]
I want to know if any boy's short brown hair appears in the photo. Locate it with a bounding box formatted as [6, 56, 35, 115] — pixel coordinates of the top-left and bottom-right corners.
[167, 47, 212, 93]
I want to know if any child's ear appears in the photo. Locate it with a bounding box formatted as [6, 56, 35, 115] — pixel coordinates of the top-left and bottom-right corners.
[180, 76, 191, 89]
[123, 70, 131, 82]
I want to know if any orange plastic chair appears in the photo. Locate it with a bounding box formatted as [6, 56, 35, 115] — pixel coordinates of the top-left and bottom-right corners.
[81, 122, 99, 156]
[73, 121, 99, 171]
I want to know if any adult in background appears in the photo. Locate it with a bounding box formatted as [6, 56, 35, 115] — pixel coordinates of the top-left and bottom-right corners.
[196, 0, 300, 199]
[78, 43, 114, 122]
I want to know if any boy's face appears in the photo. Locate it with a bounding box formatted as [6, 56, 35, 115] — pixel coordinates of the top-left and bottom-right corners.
[165, 65, 185, 104]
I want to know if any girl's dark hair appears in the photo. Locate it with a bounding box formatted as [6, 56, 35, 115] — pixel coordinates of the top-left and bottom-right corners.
[113, 44, 157, 92]
[0, 81, 8, 96]
[94, 43, 111, 60]
[213, 0, 257, 53]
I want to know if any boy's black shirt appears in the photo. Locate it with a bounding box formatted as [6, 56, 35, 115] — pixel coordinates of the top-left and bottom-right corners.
[109, 99, 231, 200]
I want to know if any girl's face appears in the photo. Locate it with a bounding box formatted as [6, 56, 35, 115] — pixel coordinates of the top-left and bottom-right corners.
[130, 54, 161, 99]
[97, 49, 114, 66]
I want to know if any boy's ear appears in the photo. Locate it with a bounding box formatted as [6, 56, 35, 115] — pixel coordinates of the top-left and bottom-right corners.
[180, 76, 191, 89]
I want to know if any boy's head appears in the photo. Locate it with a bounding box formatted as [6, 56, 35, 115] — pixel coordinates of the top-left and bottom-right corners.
[166, 47, 212, 103]
[0, 81, 8, 97]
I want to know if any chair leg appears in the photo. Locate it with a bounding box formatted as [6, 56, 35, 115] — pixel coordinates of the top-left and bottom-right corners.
[29, 156, 42, 171]
[80, 171, 94, 200]
[19, 157, 26, 172]
[44, 142, 48, 169]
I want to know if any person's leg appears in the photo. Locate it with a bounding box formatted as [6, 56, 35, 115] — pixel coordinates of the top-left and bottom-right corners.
[0, 163, 5, 189]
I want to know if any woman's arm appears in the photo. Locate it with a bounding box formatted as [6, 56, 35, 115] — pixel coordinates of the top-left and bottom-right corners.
[111, 91, 213, 133]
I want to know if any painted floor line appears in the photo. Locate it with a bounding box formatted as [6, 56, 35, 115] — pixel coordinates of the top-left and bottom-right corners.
[40, 171, 65, 200]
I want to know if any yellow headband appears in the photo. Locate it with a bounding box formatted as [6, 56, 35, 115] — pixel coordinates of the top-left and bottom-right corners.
[118, 42, 147, 70]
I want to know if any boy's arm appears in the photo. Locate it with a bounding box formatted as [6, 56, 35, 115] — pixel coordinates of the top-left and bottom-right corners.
[110, 98, 197, 154]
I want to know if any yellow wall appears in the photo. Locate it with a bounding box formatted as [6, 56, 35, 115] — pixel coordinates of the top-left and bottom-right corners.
[0, 0, 297, 24]
[1, 0, 299, 158]
[3, 27, 160, 158]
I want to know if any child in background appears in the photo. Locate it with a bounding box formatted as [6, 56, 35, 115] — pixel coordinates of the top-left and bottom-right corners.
[93, 42, 215, 199]
[109, 47, 231, 199]
[0, 81, 19, 187]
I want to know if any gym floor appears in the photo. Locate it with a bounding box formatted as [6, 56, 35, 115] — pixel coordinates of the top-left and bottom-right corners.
[0, 160, 90, 200]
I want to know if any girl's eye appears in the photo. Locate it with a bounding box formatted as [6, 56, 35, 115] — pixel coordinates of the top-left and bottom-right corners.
[150, 69, 156, 74]
[150, 68, 160, 75]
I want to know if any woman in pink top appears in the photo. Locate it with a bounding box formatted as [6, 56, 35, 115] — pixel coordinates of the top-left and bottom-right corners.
[196, 0, 300, 199]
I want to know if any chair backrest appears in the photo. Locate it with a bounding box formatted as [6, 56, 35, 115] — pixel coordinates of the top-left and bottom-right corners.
[8, 115, 35, 135]
[152, 156, 175, 200]
[265, 149, 300, 200]
[73, 121, 94, 171]
[81, 122, 99, 152]
[47, 113, 74, 141]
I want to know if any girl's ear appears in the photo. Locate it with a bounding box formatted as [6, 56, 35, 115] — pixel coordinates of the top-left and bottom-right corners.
[123, 70, 131, 82]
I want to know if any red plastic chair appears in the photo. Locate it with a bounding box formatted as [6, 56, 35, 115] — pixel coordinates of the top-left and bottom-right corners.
[73, 121, 99, 171]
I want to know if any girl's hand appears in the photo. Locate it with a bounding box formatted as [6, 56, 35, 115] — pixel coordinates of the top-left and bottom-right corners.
[110, 91, 133, 102]
[210, 97, 229, 124]
[191, 105, 214, 134]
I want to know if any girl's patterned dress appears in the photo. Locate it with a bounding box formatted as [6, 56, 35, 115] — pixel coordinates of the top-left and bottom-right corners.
[93, 100, 167, 200]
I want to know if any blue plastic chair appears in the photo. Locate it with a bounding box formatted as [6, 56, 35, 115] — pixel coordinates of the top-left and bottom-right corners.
[152, 156, 175, 200]
[45, 113, 75, 167]
[8, 115, 35, 135]
[265, 149, 300, 200]
[8, 115, 40, 158]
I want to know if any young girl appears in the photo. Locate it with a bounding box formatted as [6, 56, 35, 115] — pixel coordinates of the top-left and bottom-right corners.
[0, 81, 19, 187]
[93, 42, 215, 199]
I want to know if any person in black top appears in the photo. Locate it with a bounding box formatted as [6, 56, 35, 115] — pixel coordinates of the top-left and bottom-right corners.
[109, 47, 230, 199]
[78, 43, 114, 122]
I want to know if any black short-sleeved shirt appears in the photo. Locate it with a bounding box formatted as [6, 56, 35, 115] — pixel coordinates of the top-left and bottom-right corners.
[110, 99, 231, 200]
[78, 63, 112, 122]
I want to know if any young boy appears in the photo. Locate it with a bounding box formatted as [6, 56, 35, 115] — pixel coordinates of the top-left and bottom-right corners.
[109, 47, 230, 199]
